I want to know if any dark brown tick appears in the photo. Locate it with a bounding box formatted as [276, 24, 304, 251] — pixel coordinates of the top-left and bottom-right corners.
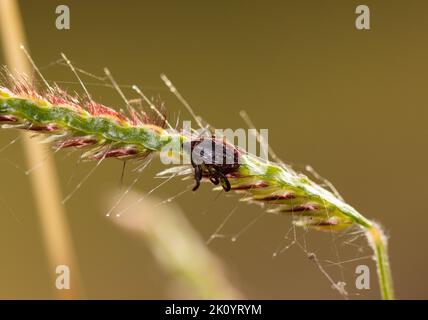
[189, 137, 240, 192]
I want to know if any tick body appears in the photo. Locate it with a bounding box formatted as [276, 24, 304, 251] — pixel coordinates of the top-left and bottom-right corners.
[189, 137, 240, 192]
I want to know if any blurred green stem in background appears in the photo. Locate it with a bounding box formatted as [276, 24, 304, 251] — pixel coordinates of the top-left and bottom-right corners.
[0, 0, 82, 298]
[110, 191, 242, 299]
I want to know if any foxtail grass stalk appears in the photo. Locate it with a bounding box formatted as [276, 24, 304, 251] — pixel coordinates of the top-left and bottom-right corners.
[366, 225, 394, 300]
[0, 68, 394, 299]
[0, 0, 82, 298]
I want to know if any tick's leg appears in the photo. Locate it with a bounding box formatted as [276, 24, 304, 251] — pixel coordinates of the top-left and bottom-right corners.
[218, 172, 231, 192]
[210, 175, 219, 185]
[192, 165, 202, 191]
[208, 167, 220, 185]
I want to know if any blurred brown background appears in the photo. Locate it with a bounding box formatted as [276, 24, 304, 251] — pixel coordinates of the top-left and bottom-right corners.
[0, 0, 427, 299]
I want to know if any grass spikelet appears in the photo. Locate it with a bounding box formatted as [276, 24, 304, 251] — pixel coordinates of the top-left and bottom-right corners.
[0, 72, 394, 299]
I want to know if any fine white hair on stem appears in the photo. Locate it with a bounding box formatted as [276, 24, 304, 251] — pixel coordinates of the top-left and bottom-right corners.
[160, 73, 205, 130]
[104, 67, 135, 116]
[132, 84, 174, 130]
[61, 52, 93, 102]
[20, 44, 54, 93]
[239, 109, 296, 174]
